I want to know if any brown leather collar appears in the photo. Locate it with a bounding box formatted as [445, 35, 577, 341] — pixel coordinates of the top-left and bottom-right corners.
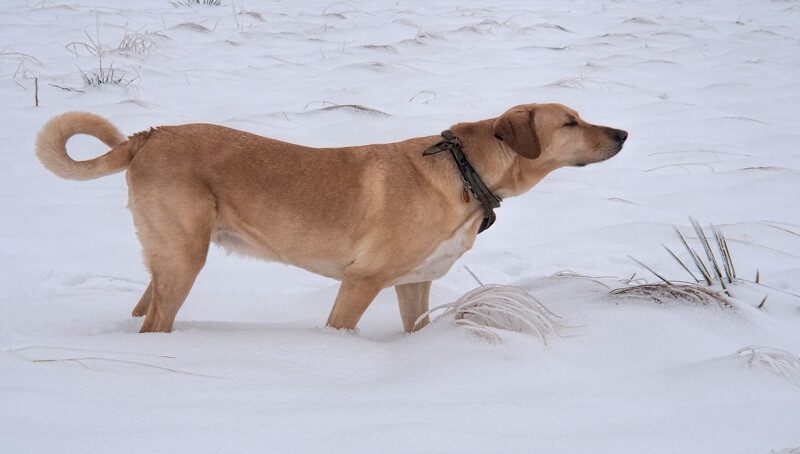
[423, 130, 502, 233]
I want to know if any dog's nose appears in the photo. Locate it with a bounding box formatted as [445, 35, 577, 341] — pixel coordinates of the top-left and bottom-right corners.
[613, 129, 628, 142]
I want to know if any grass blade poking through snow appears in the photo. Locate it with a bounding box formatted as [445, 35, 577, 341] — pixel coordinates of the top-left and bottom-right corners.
[627, 218, 800, 309]
[674, 226, 714, 286]
[690, 217, 730, 295]
[662, 244, 700, 283]
[628, 255, 672, 284]
[619, 218, 749, 307]
[711, 224, 735, 283]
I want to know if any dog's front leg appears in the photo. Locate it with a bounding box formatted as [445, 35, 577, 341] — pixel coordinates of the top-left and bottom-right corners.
[395, 281, 432, 333]
[326, 274, 386, 330]
[131, 282, 153, 317]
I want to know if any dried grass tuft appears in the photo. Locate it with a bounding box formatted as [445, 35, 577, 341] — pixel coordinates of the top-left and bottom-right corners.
[172, 0, 222, 6]
[116, 31, 166, 55]
[79, 60, 137, 87]
[172, 22, 214, 34]
[415, 284, 571, 343]
[304, 101, 390, 117]
[610, 282, 731, 307]
[630, 217, 740, 298]
[736, 346, 800, 386]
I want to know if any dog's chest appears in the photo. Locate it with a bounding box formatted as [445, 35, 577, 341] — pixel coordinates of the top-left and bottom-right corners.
[392, 222, 475, 285]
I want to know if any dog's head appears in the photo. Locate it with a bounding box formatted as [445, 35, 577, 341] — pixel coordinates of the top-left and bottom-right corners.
[493, 103, 627, 167]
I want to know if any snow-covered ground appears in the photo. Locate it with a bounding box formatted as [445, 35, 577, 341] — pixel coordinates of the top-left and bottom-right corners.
[2, 0, 800, 452]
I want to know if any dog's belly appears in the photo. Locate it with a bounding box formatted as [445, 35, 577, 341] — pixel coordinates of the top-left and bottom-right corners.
[211, 226, 346, 279]
[391, 221, 474, 286]
[211, 213, 477, 286]
[212, 227, 276, 260]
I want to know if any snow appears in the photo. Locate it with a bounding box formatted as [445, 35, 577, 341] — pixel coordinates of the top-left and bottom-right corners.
[2, 0, 800, 452]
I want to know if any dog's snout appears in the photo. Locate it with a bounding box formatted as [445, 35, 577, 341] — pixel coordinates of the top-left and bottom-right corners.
[612, 128, 628, 143]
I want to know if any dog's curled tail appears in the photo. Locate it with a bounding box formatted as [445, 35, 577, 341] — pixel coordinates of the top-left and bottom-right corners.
[36, 111, 132, 180]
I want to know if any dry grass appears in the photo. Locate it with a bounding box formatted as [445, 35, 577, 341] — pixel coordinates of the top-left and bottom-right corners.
[79, 60, 138, 87]
[1, 49, 44, 94]
[519, 23, 573, 33]
[172, 22, 214, 34]
[0, 49, 42, 67]
[361, 44, 399, 53]
[62, 25, 165, 90]
[408, 90, 436, 104]
[172, 0, 222, 6]
[415, 284, 571, 343]
[116, 31, 167, 56]
[304, 101, 390, 117]
[621, 217, 800, 309]
[610, 283, 731, 308]
[322, 2, 368, 19]
[233, 8, 264, 34]
[630, 217, 737, 296]
[737, 346, 800, 387]
[66, 24, 167, 58]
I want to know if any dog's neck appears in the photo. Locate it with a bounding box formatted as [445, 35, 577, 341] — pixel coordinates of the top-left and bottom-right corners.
[449, 119, 560, 199]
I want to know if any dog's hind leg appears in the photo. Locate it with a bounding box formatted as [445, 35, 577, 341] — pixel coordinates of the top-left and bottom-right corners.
[130, 180, 216, 333]
[395, 280, 431, 333]
[131, 282, 152, 317]
[138, 224, 212, 333]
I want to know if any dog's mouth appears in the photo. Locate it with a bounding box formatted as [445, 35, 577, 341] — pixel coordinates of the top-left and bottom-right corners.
[573, 142, 625, 167]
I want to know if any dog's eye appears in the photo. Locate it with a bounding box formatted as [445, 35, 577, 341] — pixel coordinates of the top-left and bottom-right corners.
[563, 119, 578, 127]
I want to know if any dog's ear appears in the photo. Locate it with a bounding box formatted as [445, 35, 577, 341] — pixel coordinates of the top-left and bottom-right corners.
[492, 108, 541, 159]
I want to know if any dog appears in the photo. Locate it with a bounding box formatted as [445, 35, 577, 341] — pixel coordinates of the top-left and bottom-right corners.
[35, 103, 627, 333]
